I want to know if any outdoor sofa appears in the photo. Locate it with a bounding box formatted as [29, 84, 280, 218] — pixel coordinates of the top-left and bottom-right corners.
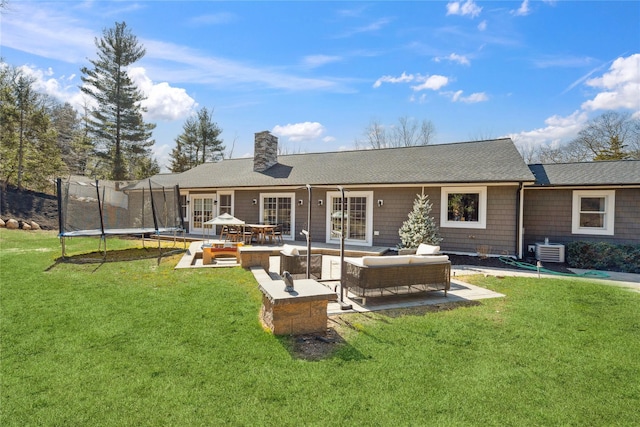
[279, 244, 322, 279]
[343, 244, 450, 303]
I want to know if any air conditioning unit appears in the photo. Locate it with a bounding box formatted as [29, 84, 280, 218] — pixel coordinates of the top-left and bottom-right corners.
[535, 243, 565, 263]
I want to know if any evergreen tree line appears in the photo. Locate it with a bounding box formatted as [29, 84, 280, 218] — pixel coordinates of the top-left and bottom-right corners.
[1, 21, 225, 194]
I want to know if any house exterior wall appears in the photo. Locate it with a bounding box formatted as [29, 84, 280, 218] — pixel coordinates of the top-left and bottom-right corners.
[439, 186, 519, 256]
[523, 187, 640, 247]
[183, 184, 521, 256]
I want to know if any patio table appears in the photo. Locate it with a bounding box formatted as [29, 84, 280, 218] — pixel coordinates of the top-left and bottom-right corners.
[246, 224, 276, 244]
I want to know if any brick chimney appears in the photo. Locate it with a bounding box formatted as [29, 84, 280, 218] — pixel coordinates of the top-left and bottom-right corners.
[253, 131, 278, 172]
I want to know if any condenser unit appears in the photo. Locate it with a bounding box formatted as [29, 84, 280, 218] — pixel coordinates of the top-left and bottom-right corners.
[535, 243, 565, 263]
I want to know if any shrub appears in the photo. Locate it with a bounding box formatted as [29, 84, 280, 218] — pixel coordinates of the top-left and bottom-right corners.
[566, 241, 640, 273]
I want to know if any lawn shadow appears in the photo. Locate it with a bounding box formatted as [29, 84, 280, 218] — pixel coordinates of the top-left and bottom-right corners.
[371, 299, 482, 319]
[46, 247, 186, 271]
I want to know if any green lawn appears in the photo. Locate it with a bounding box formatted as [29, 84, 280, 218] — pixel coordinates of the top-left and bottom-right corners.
[1, 229, 639, 426]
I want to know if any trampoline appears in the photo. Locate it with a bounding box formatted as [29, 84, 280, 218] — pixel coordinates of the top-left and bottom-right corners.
[57, 177, 185, 258]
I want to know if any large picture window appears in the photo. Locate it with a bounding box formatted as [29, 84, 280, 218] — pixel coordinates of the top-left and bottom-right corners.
[441, 187, 487, 229]
[572, 190, 615, 235]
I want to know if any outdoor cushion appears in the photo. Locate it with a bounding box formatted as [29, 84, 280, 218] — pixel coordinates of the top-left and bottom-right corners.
[409, 255, 449, 264]
[281, 244, 299, 256]
[361, 255, 411, 266]
[416, 244, 440, 255]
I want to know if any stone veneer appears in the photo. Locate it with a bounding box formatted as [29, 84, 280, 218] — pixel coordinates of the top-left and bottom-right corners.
[253, 131, 278, 172]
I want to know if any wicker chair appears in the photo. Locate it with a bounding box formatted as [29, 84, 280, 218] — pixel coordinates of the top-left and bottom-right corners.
[279, 245, 322, 279]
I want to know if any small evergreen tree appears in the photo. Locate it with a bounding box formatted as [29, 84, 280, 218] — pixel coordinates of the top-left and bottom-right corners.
[398, 193, 442, 249]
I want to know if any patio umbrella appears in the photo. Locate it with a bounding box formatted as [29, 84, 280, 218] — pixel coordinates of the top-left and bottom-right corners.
[203, 213, 245, 241]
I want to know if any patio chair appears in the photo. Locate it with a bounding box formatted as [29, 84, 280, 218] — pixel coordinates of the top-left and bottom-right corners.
[271, 224, 284, 244]
[242, 227, 254, 244]
[220, 226, 229, 241]
[227, 226, 241, 242]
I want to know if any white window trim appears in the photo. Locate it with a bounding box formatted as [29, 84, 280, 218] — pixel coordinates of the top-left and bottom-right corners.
[572, 190, 615, 236]
[189, 193, 217, 234]
[216, 191, 234, 216]
[440, 186, 487, 229]
[259, 192, 295, 241]
[325, 191, 373, 246]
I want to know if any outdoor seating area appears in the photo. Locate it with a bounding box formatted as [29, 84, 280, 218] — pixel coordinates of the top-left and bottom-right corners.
[342, 244, 451, 304]
[203, 213, 284, 246]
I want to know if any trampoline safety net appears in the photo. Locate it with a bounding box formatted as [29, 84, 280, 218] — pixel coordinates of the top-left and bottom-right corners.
[57, 178, 184, 238]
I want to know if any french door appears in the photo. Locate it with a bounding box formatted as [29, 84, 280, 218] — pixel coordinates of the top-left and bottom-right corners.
[261, 193, 294, 240]
[327, 192, 372, 245]
[191, 196, 215, 234]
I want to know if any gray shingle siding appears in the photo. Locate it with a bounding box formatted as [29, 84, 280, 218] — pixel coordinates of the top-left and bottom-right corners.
[524, 188, 640, 246]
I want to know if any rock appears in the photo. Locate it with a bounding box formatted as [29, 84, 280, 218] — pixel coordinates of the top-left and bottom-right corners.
[6, 219, 19, 229]
[0, 218, 5, 227]
[22, 222, 32, 230]
[30, 221, 41, 230]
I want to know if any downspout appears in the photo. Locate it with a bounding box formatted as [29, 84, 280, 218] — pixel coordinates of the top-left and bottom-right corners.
[516, 182, 524, 259]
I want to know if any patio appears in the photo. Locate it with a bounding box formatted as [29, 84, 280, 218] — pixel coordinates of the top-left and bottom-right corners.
[175, 240, 506, 315]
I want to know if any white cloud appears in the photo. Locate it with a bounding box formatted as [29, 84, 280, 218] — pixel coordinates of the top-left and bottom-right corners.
[478, 20, 487, 31]
[411, 75, 449, 91]
[373, 72, 415, 88]
[16, 64, 92, 110]
[409, 93, 428, 104]
[508, 111, 588, 151]
[581, 54, 640, 113]
[450, 90, 488, 103]
[302, 55, 342, 69]
[512, 0, 531, 16]
[435, 53, 471, 66]
[446, 0, 482, 18]
[272, 122, 326, 142]
[128, 67, 197, 121]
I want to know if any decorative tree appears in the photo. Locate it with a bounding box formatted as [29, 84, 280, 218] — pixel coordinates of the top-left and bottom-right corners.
[398, 193, 442, 249]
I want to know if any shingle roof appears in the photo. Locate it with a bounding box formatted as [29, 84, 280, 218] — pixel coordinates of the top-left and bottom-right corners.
[164, 138, 534, 190]
[528, 160, 640, 186]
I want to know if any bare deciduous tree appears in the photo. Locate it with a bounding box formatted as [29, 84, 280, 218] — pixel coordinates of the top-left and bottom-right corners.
[355, 116, 435, 149]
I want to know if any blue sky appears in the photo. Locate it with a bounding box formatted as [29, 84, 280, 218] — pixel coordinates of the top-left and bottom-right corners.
[2, 0, 639, 170]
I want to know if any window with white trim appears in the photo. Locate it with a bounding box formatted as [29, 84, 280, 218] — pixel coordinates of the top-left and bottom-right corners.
[260, 193, 294, 240]
[440, 187, 487, 229]
[217, 193, 233, 215]
[572, 190, 615, 236]
[326, 191, 373, 245]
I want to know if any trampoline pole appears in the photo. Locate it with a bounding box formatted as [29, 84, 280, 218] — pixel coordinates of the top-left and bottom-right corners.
[56, 178, 65, 258]
[95, 180, 106, 259]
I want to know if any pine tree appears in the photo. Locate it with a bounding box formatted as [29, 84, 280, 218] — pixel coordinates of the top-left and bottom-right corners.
[0, 64, 64, 192]
[594, 135, 629, 161]
[80, 21, 156, 180]
[169, 107, 224, 172]
[398, 193, 442, 249]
